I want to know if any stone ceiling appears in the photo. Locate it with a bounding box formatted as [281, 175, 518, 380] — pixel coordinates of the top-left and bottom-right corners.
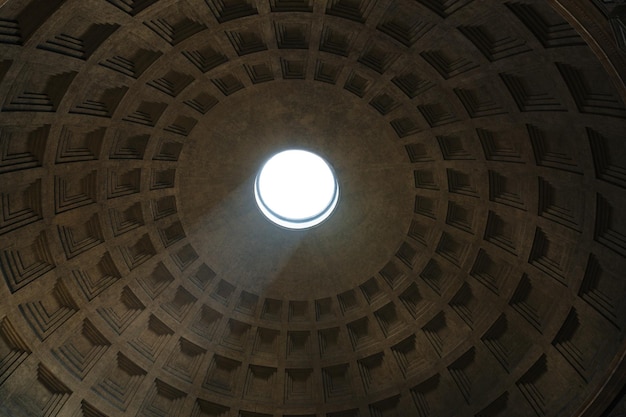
[0, 1, 625, 417]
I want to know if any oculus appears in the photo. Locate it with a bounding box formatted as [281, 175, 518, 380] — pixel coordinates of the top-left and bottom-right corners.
[254, 149, 339, 230]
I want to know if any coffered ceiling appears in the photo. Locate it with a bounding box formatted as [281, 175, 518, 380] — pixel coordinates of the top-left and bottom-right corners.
[0, 1, 625, 417]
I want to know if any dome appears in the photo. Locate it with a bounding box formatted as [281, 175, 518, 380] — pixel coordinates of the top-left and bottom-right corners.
[0, 1, 625, 417]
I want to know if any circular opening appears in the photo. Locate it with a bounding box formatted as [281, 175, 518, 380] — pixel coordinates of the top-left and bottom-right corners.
[255, 150, 339, 230]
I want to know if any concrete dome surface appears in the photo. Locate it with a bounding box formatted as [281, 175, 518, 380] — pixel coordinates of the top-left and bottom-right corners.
[0, 1, 625, 417]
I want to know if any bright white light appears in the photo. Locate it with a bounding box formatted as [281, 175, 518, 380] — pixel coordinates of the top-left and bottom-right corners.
[255, 150, 339, 229]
